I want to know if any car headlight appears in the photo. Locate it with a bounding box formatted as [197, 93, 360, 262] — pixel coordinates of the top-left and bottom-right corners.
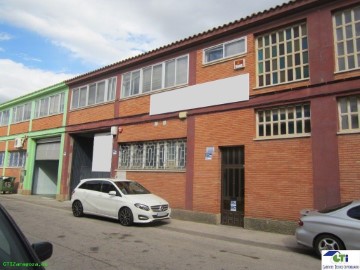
[135, 203, 150, 211]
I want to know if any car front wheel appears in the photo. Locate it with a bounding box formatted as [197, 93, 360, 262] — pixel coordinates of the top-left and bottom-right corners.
[118, 207, 133, 226]
[72, 200, 84, 217]
[314, 234, 345, 257]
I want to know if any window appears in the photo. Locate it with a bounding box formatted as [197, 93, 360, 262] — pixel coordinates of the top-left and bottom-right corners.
[256, 23, 309, 87]
[119, 139, 186, 170]
[121, 55, 189, 98]
[12, 103, 31, 124]
[71, 77, 116, 109]
[203, 37, 247, 63]
[348, 206, 360, 220]
[0, 110, 10, 126]
[34, 92, 65, 118]
[338, 95, 360, 131]
[333, 6, 360, 72]
[0, 152, 4, 167]
[8, 151, 26, 167]
[257, 104, 311, 138]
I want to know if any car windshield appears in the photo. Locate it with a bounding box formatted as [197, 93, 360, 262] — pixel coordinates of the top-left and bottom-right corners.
[115, 181, 151, 195]
[319, 201, 352, 213]
[0, 206, 37, 269]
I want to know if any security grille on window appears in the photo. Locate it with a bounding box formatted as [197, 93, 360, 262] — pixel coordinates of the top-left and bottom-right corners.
[0, 110, 10, 126]
[333, 6, 360, 72]
[121, 55, 189, 98]
[203, 37, 247, 64]
[119, 140, 186, 170]
[71, 77, 116, 109]
[256, 23, 309, 87]
[8, 151, 26, 167]
[338, 95, 360, 131]
[12, 103, 31, 124]
[257, 104, 311, 138]
[34, 92, 65, 118]
[0, 152, 4, 167]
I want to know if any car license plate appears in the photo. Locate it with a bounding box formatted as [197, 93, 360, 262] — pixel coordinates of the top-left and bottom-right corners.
[157, 212, 167, 217]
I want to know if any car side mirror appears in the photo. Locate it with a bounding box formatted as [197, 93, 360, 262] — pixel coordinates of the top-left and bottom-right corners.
[109, 190, 117, 196]
[31, 242, 53, 262]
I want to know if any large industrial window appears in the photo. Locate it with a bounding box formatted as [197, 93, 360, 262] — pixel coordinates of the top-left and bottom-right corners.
[121, 55, 189, 98]
[34, 92, 65, 118]
[8, 151, 26, 167]
[338, 95, 360, 132]
[71, 77, 116, 110]
[257, 104, 311, 138]
[0, 110, 9, 126]
[333, 6, 360, 72]
[256, 23, 309, 87]
[203, 37, 247, 64]
[0, 152, 4, 167]
[118, 139, 186, 170]
[12, 103, 31, 124]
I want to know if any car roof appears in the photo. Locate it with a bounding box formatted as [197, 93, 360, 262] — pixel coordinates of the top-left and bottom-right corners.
[80, 178, 133, 183]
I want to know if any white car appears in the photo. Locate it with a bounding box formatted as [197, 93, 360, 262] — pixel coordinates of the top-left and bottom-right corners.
[71, 178, 171, 226]
[295, 201, 360, 257]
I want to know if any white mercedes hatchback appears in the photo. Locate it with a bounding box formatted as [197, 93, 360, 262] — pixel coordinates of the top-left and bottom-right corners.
[71, 178, 171, 226]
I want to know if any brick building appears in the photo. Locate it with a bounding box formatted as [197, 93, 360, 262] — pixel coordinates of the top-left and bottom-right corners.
[1, 0, 359, 233]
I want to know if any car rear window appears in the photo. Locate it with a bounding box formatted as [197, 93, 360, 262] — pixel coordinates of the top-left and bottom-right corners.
[319, 201, 352, 213]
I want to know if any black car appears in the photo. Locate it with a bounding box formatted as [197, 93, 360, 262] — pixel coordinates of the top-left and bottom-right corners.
[0, 203, 52, 269]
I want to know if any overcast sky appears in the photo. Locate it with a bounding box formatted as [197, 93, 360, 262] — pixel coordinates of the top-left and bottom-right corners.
[0, 0, 288, 104]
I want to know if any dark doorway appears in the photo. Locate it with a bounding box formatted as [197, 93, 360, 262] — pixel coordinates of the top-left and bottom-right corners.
[221, 147, 245, 227]
[69, 134, 110, 194]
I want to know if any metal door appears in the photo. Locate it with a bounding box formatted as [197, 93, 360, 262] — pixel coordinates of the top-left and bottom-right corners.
[221, 147, 245, 226]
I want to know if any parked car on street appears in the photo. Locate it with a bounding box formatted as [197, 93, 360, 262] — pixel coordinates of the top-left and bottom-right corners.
[295, 200, 360, 257]
[71, 178, 171, 226]
[0, 203, 53, 269]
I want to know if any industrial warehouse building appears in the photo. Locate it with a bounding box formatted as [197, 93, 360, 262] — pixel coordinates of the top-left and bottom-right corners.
[0, 0, 359, 233]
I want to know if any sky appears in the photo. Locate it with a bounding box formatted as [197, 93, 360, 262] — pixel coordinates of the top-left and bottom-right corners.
[0, 0, 289, 104]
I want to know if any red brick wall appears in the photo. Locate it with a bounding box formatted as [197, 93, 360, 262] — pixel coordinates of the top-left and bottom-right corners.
[32, 114, 63, 131]
[9, 122, 29, 135]
[119, 96, 150, 117]
[338, 134, 360, 202]
[192, 109, 313, 220]
[0, 141, 5, 151]
[0, 126, 7, 137]
[124, 171, 186, 209]
[118, 119, 187, 142]
[68, 103, 114, 125]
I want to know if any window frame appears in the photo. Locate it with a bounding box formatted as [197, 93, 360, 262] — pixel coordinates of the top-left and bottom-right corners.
[118, 139, 187, 171]
[256, 103, 311, 139]
[34, 92, 65, 119]
[121, 55, 189, 98]
[203, 37, 247, 64]
[11, 103, 31, 124]
[333, 6, 360, 72]
[70, 77, 117, 110]
[0, 152, 5, 167]
[256, 23, 309, 88]
[8, 151, 26, 168]
[338, 95, 360, 133]
[0, 110, 10, 126]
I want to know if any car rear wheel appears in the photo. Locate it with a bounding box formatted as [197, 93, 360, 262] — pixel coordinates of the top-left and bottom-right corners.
[314, 234, 345, 257]
[72, 200, 84, 217]
[118, 207, 133, 226]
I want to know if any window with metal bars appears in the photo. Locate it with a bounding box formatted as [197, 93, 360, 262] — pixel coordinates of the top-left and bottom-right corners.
[118, 139, 186, 170]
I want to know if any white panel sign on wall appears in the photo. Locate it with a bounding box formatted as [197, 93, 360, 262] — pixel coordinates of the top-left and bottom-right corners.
[92, 134, 113, 172]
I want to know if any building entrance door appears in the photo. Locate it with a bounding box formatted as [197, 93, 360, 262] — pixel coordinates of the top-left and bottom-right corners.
[221, 147, 245, 227]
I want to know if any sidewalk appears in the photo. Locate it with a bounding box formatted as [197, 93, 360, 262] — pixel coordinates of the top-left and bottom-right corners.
[0, 194, 305, 253]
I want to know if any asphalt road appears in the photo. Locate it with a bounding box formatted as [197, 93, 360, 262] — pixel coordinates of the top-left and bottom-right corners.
[0, 195, 320, 270]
